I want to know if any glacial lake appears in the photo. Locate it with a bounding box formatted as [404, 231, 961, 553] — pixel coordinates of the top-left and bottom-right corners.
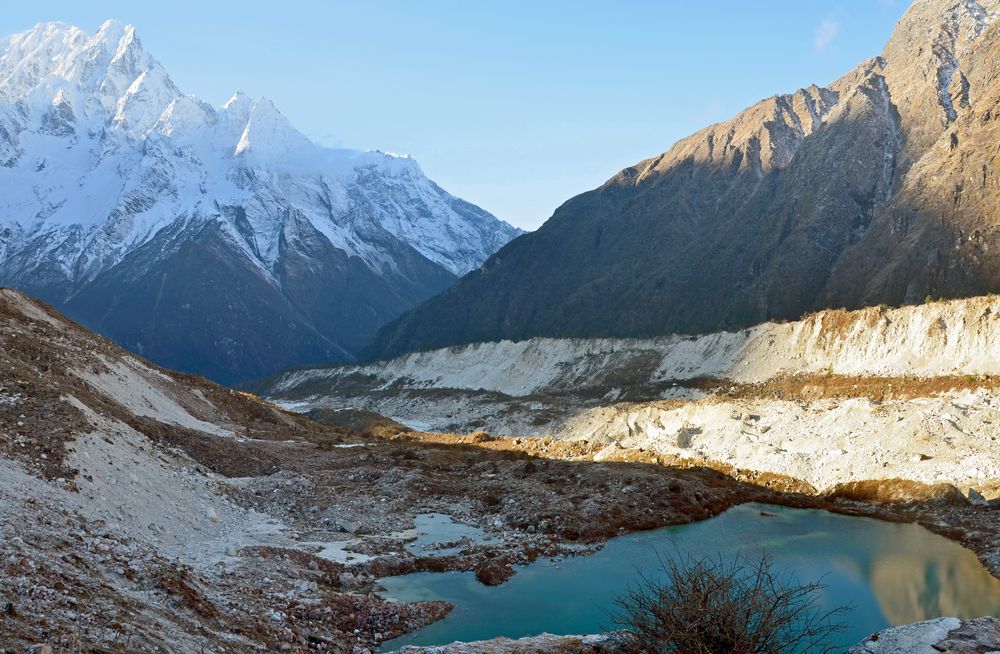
[379, 503, 1000, 651]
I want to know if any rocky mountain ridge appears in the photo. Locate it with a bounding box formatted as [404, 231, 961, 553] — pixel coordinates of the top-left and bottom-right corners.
[364, 0, 1000, 361]
[267, 295, 1000, 401]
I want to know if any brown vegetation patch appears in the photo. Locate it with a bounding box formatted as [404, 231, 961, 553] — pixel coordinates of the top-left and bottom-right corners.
[305, 407, 407, 440]
[824, 478, 970, 505]
[475, 559, 516, 586]
[158, 569, 219, 620]
[704, 372, 1000, 403]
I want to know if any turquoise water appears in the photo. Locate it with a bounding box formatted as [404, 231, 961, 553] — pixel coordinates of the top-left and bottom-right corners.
[379, 503, 1000, 651]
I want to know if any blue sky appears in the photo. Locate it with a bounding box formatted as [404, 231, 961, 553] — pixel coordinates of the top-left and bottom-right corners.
[3, 1, 909, 230]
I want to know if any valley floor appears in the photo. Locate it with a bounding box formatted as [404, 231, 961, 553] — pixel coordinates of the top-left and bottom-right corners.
[5, 289, 1000, 653]
[5, 421, 1000, 653]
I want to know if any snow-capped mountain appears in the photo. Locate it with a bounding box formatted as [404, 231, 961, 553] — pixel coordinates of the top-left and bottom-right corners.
[0, 20, 521, 384]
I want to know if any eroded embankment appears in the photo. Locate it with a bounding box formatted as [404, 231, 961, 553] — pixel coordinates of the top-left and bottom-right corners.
[266, 295, 1000, 399]
[262, 296, 1000, 500]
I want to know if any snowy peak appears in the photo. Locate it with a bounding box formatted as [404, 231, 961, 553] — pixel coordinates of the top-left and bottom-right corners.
[354, 149, 423, 177]
[234, 97, 315, 164]
[0, 22, 89, 98]
[0, 20, 181, 137]
[222, 90, 253, 120]
[113, 62, 180, 133]
[0, 20, 518, 277]
[0, 20, 520, 382]
[215, 90, 254, 147]
[151, 94, 216, 145]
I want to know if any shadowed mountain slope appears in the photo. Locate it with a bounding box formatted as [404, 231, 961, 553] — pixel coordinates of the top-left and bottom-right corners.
[365, 0, 1000, 361]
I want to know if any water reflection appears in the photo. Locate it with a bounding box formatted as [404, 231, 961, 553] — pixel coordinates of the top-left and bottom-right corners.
[379, 503, 1000, 651]
[869, 550, 1000, 624]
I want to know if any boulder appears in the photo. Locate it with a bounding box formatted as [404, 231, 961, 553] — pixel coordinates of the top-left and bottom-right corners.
[848, 617, 1000, 653]
[848, 617, 961, 653]
[933, 616, 1000, 653]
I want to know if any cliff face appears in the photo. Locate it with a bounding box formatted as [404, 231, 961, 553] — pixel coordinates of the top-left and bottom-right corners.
[824, 1, 1000, 308]
[365, 0, 1000, 361]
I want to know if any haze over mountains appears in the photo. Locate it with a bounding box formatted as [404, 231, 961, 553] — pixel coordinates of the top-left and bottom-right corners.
[0, 20, 520, 384]
[365, 0, 1000, 361]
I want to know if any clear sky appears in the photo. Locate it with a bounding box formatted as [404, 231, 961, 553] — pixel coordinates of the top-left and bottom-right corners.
[1, 1, 910, 230]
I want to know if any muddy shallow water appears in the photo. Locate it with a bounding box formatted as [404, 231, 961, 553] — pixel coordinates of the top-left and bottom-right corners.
[379, 503, 1000, 651]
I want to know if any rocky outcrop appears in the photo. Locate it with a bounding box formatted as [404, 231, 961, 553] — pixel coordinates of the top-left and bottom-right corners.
[849, 616, 1000, 653]
[398, 620, 1000, 654]
[365, 0, 1000, 361]
[932, 617, 1000, 652]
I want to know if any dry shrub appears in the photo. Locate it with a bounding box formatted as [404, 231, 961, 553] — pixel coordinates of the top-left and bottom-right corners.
[610, 552, 848, 654]
[468, 430, 494, 443]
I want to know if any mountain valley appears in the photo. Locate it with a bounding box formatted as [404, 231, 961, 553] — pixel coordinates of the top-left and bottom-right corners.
[6, 1, 1000, 652]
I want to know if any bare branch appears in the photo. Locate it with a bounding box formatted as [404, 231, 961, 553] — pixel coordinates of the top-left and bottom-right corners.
[607, 550, 851, 654]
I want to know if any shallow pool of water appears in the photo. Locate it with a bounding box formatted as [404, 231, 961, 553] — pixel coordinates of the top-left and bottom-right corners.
[379, 503, 1000, 651]
[403, 513, 499, 558]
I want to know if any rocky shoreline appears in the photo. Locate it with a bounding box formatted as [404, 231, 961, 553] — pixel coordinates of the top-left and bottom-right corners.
[368, 617, 1000, 654]
[397, 633, 623, 653]
[849, 616, 1000, 653]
